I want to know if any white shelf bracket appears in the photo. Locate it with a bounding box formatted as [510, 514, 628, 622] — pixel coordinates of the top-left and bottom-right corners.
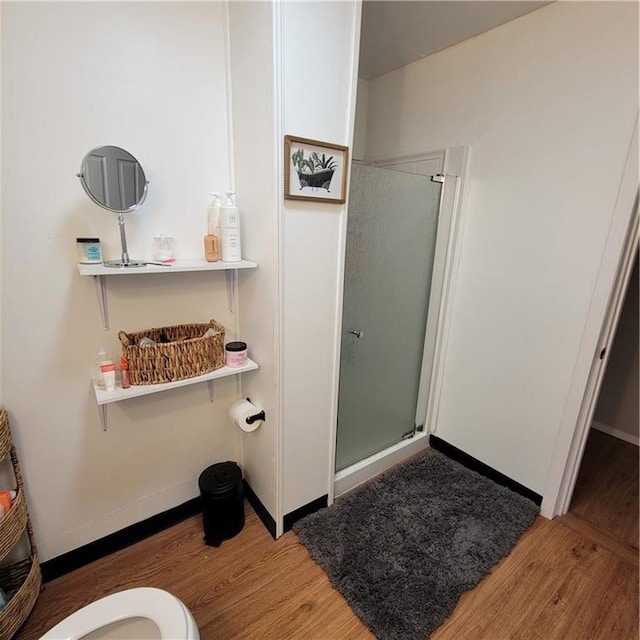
[98, 404, 107, 431]
[225, 269, 237, 314]
[94, 275, 109, 330]
[207, 380, 215, 403]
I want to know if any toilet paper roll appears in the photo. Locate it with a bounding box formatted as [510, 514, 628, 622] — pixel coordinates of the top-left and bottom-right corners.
[229, 399, 263, 433]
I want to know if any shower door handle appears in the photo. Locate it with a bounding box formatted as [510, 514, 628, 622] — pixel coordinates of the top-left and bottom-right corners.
[348, 329, 364, 339]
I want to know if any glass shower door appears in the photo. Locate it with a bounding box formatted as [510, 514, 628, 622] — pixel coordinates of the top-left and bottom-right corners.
[336, 163, 442, 471]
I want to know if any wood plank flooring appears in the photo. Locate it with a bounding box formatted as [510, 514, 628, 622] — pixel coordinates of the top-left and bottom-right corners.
[570, 429, 639, 551]
[16, 434, 639, 639]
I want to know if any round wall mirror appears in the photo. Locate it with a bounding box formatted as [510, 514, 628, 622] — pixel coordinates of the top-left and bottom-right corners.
[77, 145, 153, 268]
[78, 145, 148, 212]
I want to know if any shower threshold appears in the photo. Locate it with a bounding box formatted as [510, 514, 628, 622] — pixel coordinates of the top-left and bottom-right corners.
[334, 431, 429, 498]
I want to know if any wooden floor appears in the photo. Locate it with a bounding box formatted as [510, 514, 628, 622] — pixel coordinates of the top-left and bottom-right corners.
[570, 429, 639, 551]
[16, 436, 639, 639]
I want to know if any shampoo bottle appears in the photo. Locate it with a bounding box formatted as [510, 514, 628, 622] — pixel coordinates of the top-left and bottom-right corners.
[220, 191, 242, 262]
[204, 193, 221, 262]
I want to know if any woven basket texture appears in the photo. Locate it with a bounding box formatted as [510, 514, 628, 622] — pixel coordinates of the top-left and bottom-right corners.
[0, 413, 11, 461]
[0, 488, 27, 560]
[119, 319, 226, 385]
[0, 409, 42, 639]
[0, 558, 41, 639]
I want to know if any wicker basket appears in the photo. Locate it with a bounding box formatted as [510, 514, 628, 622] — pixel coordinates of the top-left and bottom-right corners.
[0, 410, 42, 640]
[118, 319, 226, 385]
[0, 558, 41, 640]
[0, 488, 27, 561]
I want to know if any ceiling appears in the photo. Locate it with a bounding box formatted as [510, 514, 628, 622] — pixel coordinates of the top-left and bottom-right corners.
[359, 1, 552, 80]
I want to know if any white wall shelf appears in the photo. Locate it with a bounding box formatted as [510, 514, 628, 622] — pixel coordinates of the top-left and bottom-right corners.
[94, 358, 259, 430]
[77, 259, 257, 277]
[78, 259, 258, 329]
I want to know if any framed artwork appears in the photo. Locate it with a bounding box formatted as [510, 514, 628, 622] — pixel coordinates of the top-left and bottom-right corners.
[284, 135, 349, 203]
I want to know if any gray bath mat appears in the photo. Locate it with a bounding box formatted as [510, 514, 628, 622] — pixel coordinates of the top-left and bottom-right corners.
[294, 449, 539, 639]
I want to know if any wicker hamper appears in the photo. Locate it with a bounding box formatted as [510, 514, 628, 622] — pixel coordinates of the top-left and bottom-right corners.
[118, 319, 226, 385]
[0, 410, 41, 640]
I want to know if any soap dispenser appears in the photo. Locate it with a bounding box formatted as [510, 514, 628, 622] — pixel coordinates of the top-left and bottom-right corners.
[220, 191, 242, 262]
[204, 193, 220, 262]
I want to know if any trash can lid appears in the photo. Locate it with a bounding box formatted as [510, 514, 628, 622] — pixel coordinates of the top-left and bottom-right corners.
[199, 461, 242, 496]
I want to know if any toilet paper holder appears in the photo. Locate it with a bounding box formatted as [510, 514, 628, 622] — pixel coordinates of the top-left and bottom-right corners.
[245, 398, 266, 425]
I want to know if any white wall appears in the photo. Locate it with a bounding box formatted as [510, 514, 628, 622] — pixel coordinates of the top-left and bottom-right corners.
[229, 1, 364, 524]
[228, 2, 280, 527]
[1, 3, 242, 560]
[280, 1, 360, 515]
[365, 2, 638, 494]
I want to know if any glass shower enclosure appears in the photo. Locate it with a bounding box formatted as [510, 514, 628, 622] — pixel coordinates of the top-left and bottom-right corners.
[335, 162, 443, 471]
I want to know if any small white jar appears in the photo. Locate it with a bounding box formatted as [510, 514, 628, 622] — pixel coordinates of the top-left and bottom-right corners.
[76, 237, 103, 264]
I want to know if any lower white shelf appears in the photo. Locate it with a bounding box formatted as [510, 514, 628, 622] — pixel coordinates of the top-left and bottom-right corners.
[95, 359, 259, 405]
[93, 359, 259, 429]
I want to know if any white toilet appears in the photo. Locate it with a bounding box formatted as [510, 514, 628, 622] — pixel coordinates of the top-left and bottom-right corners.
[40, 587, 200, 640]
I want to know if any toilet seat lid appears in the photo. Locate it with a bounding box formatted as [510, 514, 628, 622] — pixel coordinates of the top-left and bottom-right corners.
[41, 587, 195, 640]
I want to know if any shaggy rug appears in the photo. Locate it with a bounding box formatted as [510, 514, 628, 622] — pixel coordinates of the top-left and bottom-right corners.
[293, 449, 539, 640]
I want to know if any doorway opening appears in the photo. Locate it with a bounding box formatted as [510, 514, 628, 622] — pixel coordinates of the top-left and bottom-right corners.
[568, 248, 638, 550]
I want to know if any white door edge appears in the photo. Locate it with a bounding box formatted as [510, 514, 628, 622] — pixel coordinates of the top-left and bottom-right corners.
[541, 114, 639, 519]
[554, 206, 638, 517]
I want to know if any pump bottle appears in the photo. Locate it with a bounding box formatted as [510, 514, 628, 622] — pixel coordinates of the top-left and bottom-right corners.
[220, 191, 242, 262]
[95, 347, 110, 389]
[204, 193, 220, 262]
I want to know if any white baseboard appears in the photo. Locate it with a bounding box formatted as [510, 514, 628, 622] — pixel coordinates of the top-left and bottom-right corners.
[592, 420, 639, 446]
[334, 433, 429, 498]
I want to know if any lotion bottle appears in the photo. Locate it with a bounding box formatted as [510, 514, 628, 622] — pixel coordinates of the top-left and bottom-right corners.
[100, 360, 116, 392]
[95, 347, 110, 389]
[220, 191, 242, 262]
[96, 347, 115, 391]
[204, 193, 220, 262]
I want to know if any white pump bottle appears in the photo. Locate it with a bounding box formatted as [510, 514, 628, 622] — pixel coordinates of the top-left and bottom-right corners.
[208, 192, 222, 237]
[220, 191, 242, 262]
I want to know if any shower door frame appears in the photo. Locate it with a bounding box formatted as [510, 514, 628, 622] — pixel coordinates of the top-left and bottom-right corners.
[332, 145, 470, 498]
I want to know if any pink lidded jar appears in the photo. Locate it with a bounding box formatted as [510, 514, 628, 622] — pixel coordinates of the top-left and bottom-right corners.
[225, 341, 247, 368]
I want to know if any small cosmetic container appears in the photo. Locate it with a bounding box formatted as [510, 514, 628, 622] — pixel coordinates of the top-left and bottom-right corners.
[76, 237, 103, 264]
[225, 341, 247, 368]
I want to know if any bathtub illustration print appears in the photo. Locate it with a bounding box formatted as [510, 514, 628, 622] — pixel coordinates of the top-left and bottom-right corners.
[292, 149, 337, 192]
[284, 135, 348, 203]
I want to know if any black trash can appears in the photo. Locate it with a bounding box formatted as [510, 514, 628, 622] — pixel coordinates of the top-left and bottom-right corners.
[198, 461, 245, 547]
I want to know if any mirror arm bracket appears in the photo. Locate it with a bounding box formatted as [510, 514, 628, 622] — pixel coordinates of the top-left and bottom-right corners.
[117, 213, 130, 265]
